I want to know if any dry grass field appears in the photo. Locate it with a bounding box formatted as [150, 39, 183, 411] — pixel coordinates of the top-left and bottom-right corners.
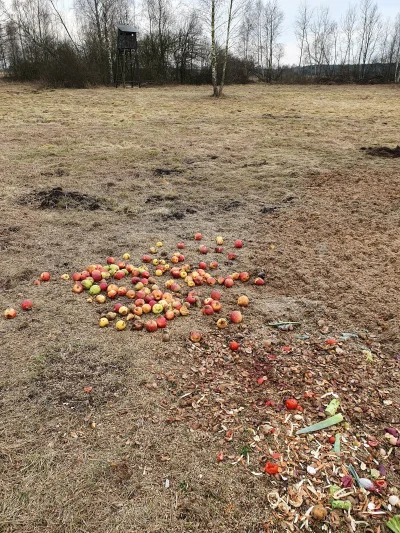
[0, 82, 399, 533]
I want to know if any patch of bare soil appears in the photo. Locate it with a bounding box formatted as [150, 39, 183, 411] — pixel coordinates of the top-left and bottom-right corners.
[19, 187, 108, 210]
[361, 145, 400, 158]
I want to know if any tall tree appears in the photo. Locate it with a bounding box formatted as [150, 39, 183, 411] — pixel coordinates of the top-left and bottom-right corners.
[357, 0, 381, 80]
[264, 0, 284, 82]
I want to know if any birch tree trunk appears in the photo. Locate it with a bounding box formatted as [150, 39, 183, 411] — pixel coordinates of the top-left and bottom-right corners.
[218, 0, 233, 96]
[210, 0, 218, 96]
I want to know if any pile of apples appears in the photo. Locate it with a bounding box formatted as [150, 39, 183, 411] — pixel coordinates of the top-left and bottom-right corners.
[3, 234, 265, 337]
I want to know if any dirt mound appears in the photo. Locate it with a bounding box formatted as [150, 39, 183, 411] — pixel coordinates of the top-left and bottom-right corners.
[361, 145, 400, 158]
[19, 187, 107, 210]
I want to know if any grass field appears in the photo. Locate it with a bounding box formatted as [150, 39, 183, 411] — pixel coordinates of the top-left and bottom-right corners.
[0, 82, 399, 533]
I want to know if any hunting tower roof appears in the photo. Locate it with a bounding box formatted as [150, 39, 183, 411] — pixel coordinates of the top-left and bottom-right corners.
[117, 24, 138, 33]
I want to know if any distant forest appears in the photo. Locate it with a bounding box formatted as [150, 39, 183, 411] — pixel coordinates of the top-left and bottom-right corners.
[0, 0, 399, 88]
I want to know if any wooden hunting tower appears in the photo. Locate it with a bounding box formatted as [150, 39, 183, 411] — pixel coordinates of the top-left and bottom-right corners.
[115, 24, 140, 88]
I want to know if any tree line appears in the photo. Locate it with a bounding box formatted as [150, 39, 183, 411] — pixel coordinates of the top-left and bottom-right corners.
[0, 0, 399, 88]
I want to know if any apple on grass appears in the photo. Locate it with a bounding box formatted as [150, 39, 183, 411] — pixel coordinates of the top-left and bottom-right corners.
[211, 290, 221, 300]
[230, 311, 243, 324]
[72, 283, 83, 294]
[146, 320, 158, 332]
[156, 316, 167, 328]
[21, 299, 33, 310]
[190, 331, 202, 342]
[237, 295, 249, 306]
[4, 308, 17, 319]
[40, 272, 50, 281]
[211, 300, 222, 312]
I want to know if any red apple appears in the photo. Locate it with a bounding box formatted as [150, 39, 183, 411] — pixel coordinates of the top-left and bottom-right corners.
[177, 242, 185, 249]
[206, 277, 216, 285]
[199, 245, 208, 254]
[254, 277, 265, 286]
[126, 289, 135, 299]
[91, 270, 102, 282]
[224, 278, 234, 288]
[72, 272, 81, 281]
[199, 262, 207, 270]
[227, 252, 237, 260]
[210, 290, 221, 300]
[21, 299, 33, 310]
[118, 286, 127, 296]
[239, 272, 250, 282]
[194, 233, 202, 241]
[114, 271, 125, 280]
[217, 277, 225, 285]
[40, 272, 50, 281]
[145, 320, 158, 332]
[186, 294, 197, 305]
[229, 341, 239, 350]
[117, 261, 125, 269]
[108, 289, 117, 299]
[215, 246, 223, 253]
[4, 307, 17, 318]
[202, 305, 214, 316]
[142, 255, 151, 263]
[107, 257, 115, 264]
[230, 311, 243, 324]
[156, 316, 167, 328]
[141, 271, 150, 279]
[99, 281, 108, 291]
[234, 240, 243, 248]
[209, 261, 218, 270]
[135, 290, 146, 300]
[72, 283, 83, 294]
[114, 303, 122, 312]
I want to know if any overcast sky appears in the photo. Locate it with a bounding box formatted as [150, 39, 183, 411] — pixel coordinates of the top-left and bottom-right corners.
[17, 0, 400, 64]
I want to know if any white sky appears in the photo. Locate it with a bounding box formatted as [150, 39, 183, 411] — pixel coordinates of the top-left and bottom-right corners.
[5, 0, 400, 64]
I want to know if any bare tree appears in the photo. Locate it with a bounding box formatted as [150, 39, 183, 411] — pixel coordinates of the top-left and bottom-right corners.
[393, 14, 400, 82]
[238, 0, 254, 60]
[294, 0, 312, 68]
[263, 0, 284, 82]
[341, 4, 357, 70]
[357, 0, 381, 80]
